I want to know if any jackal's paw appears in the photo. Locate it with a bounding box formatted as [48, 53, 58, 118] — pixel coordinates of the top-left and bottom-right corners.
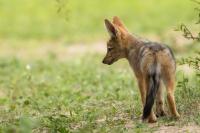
[156, 110, 167, 117]
[174, 113, 180, 119]
[148, 117, 157, 123]
[142, 116, 157, 123]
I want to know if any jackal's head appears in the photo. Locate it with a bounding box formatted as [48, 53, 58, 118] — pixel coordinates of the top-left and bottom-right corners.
[102, 16, 130, 65]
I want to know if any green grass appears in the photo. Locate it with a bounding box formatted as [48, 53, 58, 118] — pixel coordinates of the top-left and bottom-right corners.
[0, 0, 197, 42]
[0, 54, 199, 132]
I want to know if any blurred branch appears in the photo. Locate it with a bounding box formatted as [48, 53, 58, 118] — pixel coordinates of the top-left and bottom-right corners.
[177, 24, 200, 41]
[177, 0, 200, 72]
[55, 0, 69, 21]
[56, 0, 66, 13]
[176, 0, 200, 41]
[178, 52, 200, 71]
[191, 0, 200, 5]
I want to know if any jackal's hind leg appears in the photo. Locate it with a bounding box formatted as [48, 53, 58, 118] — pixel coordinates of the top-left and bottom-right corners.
[164, 74, 180, 118]
[156, 82, 166, 117]
[141, 78, 157, 123]
[138, 78, 146, 107]
[138, 77, 156, 123]
[148, 110, 157, 123]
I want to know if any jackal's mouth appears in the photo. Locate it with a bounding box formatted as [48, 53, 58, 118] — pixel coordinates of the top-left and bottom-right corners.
[102, 59, 114, 65]
[103, 58, 118, 65]
[102, 60, 112, 65]
[107, 62, 113, 65]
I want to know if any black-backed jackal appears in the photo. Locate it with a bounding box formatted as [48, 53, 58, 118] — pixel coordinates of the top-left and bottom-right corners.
[102, 16, 180, 123]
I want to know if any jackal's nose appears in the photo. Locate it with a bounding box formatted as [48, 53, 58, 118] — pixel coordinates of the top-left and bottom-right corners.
[102, 60, 106, 64]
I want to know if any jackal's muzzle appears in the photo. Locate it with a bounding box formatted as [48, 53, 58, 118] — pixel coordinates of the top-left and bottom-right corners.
[102, 57, 114, 65]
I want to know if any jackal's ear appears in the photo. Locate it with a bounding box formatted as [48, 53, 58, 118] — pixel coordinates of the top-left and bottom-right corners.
[112, 16, 128, 32]
[104, 19, 117, 38]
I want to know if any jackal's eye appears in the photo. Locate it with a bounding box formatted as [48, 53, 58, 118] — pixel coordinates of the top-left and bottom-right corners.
[107, 47, 113, 52]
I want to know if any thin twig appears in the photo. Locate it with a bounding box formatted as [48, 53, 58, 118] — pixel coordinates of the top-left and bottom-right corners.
[179, 24, 200, 41]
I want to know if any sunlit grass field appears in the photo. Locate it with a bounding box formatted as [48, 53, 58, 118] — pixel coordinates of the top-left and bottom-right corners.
[0, 0, 200, 132]
[0, 53, 199, 132]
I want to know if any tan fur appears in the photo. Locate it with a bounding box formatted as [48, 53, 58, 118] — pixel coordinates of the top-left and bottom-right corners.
[102, 17, 180, 123]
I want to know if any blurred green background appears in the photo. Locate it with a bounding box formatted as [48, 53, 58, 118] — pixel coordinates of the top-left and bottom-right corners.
[0, 0, 197, 42]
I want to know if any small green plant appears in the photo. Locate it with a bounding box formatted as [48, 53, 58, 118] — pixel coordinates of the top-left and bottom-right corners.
[176, 0, 200, 125]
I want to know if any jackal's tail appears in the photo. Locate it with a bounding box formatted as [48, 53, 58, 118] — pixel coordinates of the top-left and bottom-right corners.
[142, 62, 161, 120]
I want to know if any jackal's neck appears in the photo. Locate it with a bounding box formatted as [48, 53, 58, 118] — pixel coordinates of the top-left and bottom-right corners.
[124, 35, 144, 76]
[125, 34, 143, 59]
